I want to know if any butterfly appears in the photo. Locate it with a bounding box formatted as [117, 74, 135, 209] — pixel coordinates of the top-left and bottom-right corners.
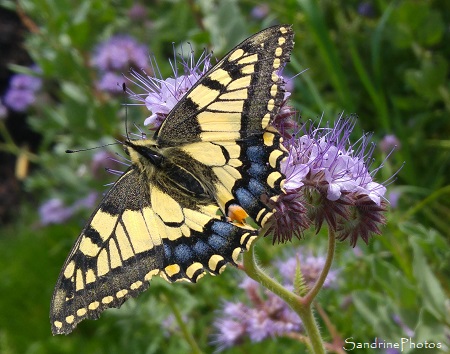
[50, 24, 294, 335]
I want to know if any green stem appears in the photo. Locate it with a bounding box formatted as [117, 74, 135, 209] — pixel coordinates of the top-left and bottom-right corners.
[304, 228, 336, 305]
[163, 293, 203, 354]
[242, 241, 326, 354]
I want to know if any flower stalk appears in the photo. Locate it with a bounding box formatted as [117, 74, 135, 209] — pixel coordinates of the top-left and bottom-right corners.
[242, 227, 337, 354]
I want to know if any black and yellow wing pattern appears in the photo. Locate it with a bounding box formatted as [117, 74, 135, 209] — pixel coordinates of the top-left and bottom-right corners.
[50, 25, 294, 335]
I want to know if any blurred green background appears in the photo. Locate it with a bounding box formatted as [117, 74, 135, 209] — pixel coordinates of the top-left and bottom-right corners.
[0, 0, 448, 353]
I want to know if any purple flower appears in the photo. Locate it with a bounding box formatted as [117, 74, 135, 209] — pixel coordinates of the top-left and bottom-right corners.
[277, 250, 338, 289]
[96, 72, 125, 93]
[213, 278, 302, 351]
[39, 192, 98, 226]
[91, 35, 148, 72]
[379, 134, 400, 153]
[127, 3, 148, 21]
[91, 35, 149, 94]
[90, 150, 123, 179]
[126, 48, 213, 129]
[283, 118, 387, 205]
[269, 117, 389, 246]
[250, 4, 269, 19]
[213, 317, 246, 350]
[358, 2, 376, 18]
[39, 198, 74, 226]
[3, 66, 42, 112]
[0, 101, 7, 119]
[386, 190, 401, 208]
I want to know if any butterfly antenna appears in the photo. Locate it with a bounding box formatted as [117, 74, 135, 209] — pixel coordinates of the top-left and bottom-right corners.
[66, 142, 120, 154]
[122, 82, 131, 142]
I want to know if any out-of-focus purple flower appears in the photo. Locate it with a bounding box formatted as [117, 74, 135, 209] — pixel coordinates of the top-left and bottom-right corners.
[386, 190, 401, 208]
[3, 66, 42, 112]
[126, 48, 213, 129]
[39, 198, 74, 226]
[213, 277, 302, 351]
[72, 191, 98, 210]
[91, 35, 148, 94]
[277, 250, 338, 289]
[379, 134, 400, 153]
[0, 101, 7, 119]
[91, 35, 148, 72]
[213, 317, 246, 350]
[90, 150, 123, 179]
[384, 349, 400, 354]
[392, 315, 414, 337]
[127, 3, 148, 21]
[95, 72, 124, 93]
[250, 4, 269, 19]
[358, 2, 376, 18]
[39, 192, 98, 226]
[270, 117, 389, 246]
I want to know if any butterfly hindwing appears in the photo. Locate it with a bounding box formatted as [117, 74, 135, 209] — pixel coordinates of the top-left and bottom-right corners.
[50, 165, 259, 335]
[51, 169, 161, 334]
[51, 25, 294, 335]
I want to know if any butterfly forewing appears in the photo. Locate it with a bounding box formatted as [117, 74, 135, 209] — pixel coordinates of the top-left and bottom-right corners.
[51, 25, 294, 335]
[157, 25, 294, 145]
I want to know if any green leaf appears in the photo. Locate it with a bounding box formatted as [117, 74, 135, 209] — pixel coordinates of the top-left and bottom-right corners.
[411, 238, 448, 322]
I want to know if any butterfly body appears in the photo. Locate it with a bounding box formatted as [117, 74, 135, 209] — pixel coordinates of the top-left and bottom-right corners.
[51, 25, 294, 335]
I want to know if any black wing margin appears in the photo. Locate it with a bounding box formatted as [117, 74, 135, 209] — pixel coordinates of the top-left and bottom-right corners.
[50, 168, 164, 335]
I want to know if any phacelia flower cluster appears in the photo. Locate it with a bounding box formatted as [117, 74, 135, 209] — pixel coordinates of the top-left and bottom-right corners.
[3, 66, 42, 112]
[267, 117, 388, 246]
[213, 249, 337, 350]
[213, 278, 302, 350]
[126, 48, 213, 129]
[91, 35, 149, 94]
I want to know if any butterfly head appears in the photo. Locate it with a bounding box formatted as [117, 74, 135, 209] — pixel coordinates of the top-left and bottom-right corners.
[124, 139, 163, 168]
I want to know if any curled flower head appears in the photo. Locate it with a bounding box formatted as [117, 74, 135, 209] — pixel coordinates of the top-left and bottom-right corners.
[271, 90, 298, 139]
[126, 47, 213, 129]
[272, 116, 389, 246]
[264, 191, 310, 244]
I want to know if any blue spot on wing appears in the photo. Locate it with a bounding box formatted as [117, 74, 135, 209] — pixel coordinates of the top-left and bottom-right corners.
[211, 221, 235, 237]
[174, 244, 194, 264]
[246, 146, 267, 163]
[235, 187, 258, 210]
[248, 162, 267, 180]
[163, 244, 172, 260]
[207, 234, 228, 250]
[248, 178, 267, 196]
